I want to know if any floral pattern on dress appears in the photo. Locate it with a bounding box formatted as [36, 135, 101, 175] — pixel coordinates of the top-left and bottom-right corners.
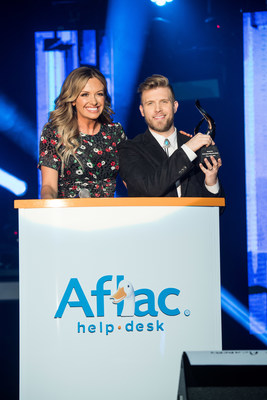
[38, 122, 126, 198]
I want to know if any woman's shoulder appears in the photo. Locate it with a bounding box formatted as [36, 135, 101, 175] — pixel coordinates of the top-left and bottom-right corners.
[41, 123, 58, 138]
[102, 122, 126, 140]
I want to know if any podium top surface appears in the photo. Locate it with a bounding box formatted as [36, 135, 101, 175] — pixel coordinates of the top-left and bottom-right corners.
[14, 197, 225, 209]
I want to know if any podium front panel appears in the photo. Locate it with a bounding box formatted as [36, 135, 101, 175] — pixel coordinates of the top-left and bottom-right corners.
[18, 203, 222, 400]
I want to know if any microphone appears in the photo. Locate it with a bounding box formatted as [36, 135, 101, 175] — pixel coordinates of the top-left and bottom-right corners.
[78, 188, 90, 198]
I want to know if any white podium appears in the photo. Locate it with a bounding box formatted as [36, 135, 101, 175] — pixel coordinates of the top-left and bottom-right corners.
[15, 197, 224, 400]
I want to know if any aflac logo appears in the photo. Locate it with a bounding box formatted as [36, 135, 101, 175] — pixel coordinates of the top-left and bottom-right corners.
[110, 280, 135, 317]
[55, 275, 183, 335]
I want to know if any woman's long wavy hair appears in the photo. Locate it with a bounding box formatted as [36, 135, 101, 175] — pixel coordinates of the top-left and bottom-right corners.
[48, 66, 114, 175]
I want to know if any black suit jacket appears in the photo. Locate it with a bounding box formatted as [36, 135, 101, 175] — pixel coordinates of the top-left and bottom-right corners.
[118, 129, 224, 198]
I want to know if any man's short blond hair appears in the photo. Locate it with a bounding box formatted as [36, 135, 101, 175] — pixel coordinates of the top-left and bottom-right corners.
[138, 74, 175, 103]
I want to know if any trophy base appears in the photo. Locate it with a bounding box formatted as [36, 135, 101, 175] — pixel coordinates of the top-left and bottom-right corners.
[198, 145, 221, 165]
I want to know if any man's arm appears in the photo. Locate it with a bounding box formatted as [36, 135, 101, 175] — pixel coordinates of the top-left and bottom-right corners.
[118, 141, 194, 197]
[118, 132, 223, 198]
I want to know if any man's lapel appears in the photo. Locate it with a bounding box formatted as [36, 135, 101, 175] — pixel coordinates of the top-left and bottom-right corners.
[176, 131, 189, 196]
[143, 130, 167, 164]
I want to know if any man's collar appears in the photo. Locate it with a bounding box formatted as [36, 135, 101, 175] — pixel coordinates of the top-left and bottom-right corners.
[149, 128, 177, 147]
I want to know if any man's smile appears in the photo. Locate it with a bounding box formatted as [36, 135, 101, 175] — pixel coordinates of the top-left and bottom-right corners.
[153, 115, 165, 119]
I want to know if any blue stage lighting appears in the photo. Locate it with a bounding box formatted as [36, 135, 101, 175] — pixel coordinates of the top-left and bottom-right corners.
[0, 168, 27, 196]
[0, 94, 37, 159]
[151, 0, 173, 7]
[106, 0, 150, 127]
[221, 286, 267, 346]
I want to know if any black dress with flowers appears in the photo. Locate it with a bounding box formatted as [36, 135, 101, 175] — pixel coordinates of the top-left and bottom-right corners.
[38, 122, 126, 198]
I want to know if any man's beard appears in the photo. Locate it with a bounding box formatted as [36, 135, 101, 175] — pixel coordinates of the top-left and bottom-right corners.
[146, 115, 174, 133]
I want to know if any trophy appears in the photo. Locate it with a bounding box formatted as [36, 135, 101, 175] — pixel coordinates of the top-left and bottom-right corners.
[194, 99, 221, 165]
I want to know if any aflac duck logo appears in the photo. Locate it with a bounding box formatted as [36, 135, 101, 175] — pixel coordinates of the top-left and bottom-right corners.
[110, 280, 135, 317]
[55, 275, 183, 335]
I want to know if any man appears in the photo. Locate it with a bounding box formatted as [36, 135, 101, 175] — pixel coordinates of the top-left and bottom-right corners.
[118, 74, 223, 198]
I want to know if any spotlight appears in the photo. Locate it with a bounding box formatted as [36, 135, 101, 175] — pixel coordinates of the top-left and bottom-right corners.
[150, 0, 173, 7]
[0, 168, 27, 196]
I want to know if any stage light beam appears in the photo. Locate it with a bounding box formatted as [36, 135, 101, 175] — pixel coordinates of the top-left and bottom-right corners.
[221, 286, 267, 346]
[0, 94, 37, 159]
[0, 168, 27, 196]
[105, 0, 150, 128]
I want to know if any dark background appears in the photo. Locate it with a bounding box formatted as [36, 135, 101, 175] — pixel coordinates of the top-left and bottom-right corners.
[0, 0, 266, 398]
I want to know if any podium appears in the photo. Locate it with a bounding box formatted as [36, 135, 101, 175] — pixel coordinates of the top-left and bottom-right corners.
[15, 197, 224, 400]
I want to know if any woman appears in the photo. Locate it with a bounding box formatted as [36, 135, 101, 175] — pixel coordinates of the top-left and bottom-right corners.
[38, 66, 126, 198]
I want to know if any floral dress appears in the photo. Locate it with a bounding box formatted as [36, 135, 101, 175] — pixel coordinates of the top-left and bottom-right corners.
[38, 122, 126, 198]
